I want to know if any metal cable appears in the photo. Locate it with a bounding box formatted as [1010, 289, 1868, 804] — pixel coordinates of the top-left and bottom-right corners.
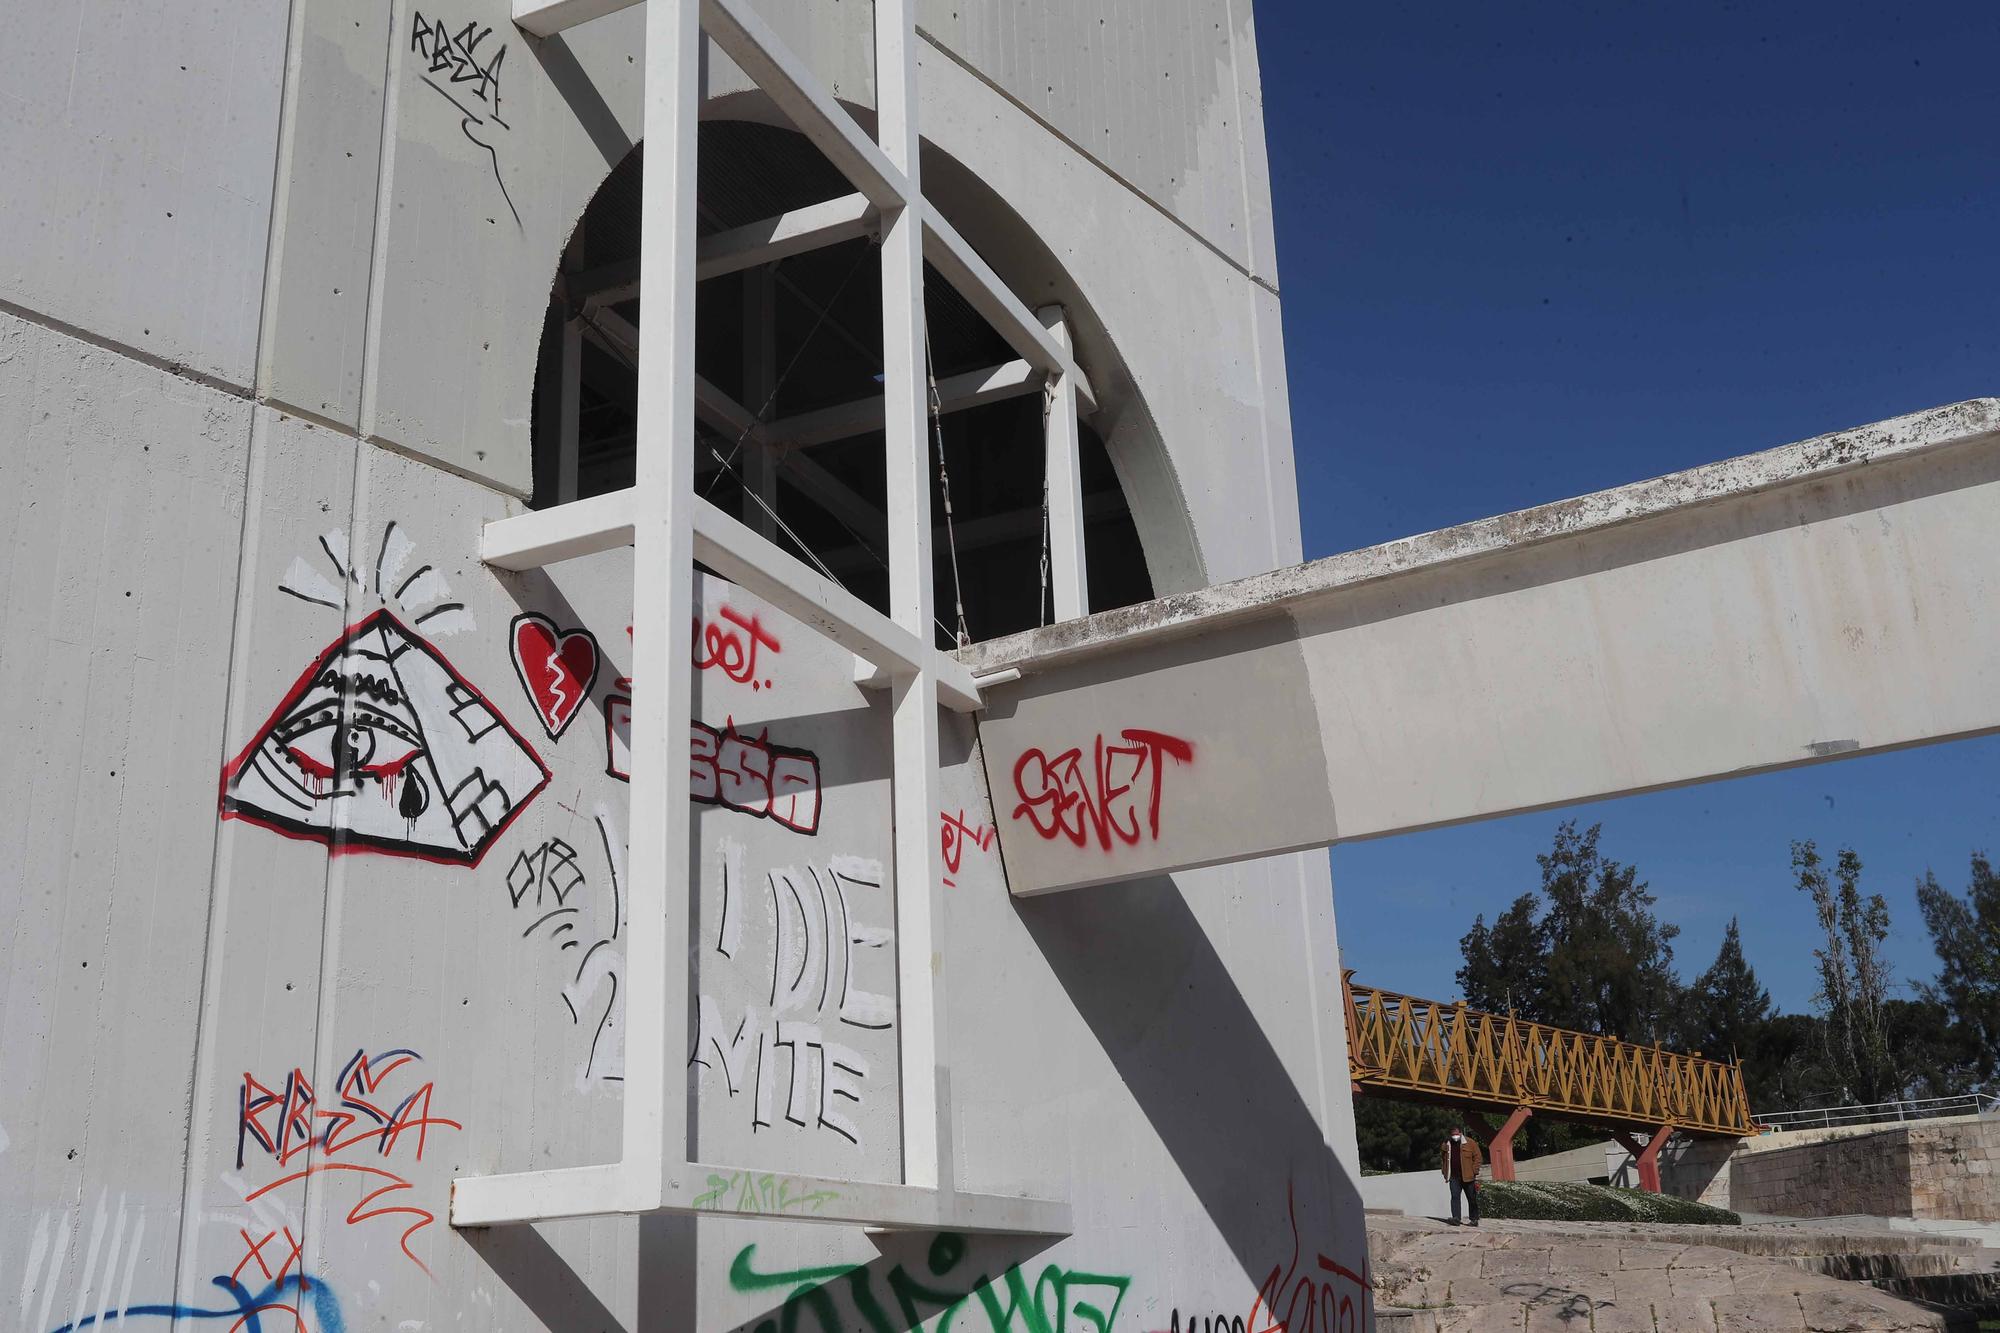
[923, 321, 973, 649]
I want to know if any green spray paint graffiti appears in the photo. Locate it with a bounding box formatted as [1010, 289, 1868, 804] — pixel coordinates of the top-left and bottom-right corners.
[729, 1232, 1130, 1333]
[694, 1170, 842, 1216]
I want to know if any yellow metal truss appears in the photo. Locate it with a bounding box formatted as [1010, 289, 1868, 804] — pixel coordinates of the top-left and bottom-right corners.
[1342, 973, 1753, 1138]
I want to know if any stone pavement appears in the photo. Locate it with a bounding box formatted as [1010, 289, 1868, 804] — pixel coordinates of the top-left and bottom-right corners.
[1368, 1216, 1977, 1331]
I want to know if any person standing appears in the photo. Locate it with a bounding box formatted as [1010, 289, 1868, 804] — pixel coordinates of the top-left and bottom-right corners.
[1442, 1127, 1482, 1226]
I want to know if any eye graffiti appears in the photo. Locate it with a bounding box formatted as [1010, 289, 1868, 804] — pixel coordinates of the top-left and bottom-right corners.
[222, 609, 549, 866]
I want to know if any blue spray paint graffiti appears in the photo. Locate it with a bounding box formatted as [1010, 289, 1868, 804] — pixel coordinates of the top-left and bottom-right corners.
[49, 1272, 343, 1333]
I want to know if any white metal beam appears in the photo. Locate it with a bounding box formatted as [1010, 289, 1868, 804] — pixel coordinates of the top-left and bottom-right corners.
[693, 496, 983, 712]
[482, 489, 636, 570]
[479, 488, 976, 711]
[921, 208, 1098, 412]
[699, 193, 877, 281]
[626, 0, 701, 1204]
[573, 194, 880, 307]
[873, 0, 950, 1198]
[1039, 307, 1088, 621]
[767, 359, 1044, 448]
[511, 0, 639, 39]
[698, 0, 910, 210]
[451, 1159, 1067, 1234]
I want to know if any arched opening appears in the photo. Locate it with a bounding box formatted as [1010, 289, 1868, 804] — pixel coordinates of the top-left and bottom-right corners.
[530, 120, 1154, 645]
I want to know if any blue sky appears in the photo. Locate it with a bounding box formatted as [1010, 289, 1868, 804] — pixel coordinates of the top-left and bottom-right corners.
[1258, 0, 2000, 1015]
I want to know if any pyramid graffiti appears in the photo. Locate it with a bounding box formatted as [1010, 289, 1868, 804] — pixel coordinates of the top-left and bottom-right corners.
[222, 609, 549, 865]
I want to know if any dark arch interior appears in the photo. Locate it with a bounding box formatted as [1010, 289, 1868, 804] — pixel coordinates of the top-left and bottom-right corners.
[531, 121, 1153, 646]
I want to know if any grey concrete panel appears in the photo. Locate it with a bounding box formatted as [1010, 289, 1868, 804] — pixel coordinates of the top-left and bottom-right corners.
[361, 0, 646, 493]
[976, 616, 1334, 894]
[1305, 423, 2000, 841]
[920, 48, 1302, 589]
[920, 0, 1269, 273]
[257, 1, 396, 426]
[0, 1, 288, 387]
[968, 401, 2000, 894]
[0, 312, 253, 1332]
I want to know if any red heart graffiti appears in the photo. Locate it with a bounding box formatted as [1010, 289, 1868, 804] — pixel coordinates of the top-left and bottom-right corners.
[509, 614, 601, 741]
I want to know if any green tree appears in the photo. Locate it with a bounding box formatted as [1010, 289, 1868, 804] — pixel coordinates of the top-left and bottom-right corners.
[1457, 822, 1682, 1042]
[1792, 841, 1896, 1104]
[1915, 852, 2000, 1087]
[1352, 1098, 1461, 1174]
[1676, 918, 1771, 1063]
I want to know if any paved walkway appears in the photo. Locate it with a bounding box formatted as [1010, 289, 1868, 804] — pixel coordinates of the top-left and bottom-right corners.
[1368, 1216, 1977, 1331]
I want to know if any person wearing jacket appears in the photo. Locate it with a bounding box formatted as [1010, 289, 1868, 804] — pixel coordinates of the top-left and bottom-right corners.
[1442, 1127, 1482, 1226]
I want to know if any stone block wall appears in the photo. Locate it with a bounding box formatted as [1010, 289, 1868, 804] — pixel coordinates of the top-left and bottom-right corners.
[1730, 1116, 2000, 1221]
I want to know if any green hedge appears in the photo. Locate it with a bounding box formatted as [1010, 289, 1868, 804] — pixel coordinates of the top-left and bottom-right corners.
[1477, 1180, 1741, 1225]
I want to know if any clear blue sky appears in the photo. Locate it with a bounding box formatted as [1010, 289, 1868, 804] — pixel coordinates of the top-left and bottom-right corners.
[1259, 1, 2000, 1015]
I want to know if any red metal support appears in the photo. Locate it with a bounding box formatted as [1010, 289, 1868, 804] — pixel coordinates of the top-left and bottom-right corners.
[1464, 1105, 1533, 1181]
[1612, 1123, 1675, 1193]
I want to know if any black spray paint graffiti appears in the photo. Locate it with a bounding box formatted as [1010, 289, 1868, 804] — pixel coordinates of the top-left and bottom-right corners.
[411, 11, 519, 228]
[225, 524, 548, 866]
[691, 841, 892, 1147]
[499, 811, 626, 1084]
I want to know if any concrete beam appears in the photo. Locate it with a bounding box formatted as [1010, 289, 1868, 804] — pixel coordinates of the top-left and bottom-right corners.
[970, 399, 2000, 894]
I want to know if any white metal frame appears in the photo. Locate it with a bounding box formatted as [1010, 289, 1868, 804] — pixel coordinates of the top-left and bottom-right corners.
[454, 0, 1090, 1234]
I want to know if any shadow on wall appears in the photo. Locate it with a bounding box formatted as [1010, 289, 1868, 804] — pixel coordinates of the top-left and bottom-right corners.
[1019, 876, 1368, 1318]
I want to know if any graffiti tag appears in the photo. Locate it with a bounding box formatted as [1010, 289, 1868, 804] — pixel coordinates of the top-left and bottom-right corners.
[1011, 729, 1194, 851]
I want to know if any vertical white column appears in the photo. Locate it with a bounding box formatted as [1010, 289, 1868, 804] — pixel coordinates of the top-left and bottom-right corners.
[1038, 305, 1088, 621]
[875, 0, 947, 1192]
[626, 0, 701, 1201]
[741, 267, 778, 538]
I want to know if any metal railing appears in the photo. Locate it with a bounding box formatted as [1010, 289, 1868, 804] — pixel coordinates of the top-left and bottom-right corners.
[1754, 1093, 1998, 1133]
[1343, 973, 1755, 1138]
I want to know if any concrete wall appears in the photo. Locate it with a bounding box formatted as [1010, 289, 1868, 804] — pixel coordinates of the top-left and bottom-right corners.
[1731, 1117, 2000, 1223]
[0, 5, 1363, 1333]
[968, 400, 2000, 894]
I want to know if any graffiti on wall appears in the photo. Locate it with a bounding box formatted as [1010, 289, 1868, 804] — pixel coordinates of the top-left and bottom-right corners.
[727, 1232, 1131, 1333]
[605, 712, 822, 835]
[410, 11, 518, 227]
[235, 1046, 461, 1276]
[696, 605, 783, 690]
[27, 1046, 456, 1332]
[44, 1273, 343, 1333]
[227, 525, 548, 865]
[509, 614, 601, 740]
[1244, 1183, 1372, 1333]
[940, 809, 997, 887]
[501, 809, 627, 1084]
[693, 1170, 842, 1217]
[691, 842, 892, 1147]
[1011, 729, 1194, 852]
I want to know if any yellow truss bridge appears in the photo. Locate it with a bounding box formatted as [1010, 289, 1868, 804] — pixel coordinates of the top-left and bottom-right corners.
[1342, 973, 1754, 1190]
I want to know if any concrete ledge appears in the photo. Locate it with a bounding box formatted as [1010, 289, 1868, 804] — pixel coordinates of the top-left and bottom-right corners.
[961, 397, 2000, 676]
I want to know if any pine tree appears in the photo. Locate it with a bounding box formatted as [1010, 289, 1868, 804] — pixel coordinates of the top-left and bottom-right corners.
[1678, 918, 1771, 1062]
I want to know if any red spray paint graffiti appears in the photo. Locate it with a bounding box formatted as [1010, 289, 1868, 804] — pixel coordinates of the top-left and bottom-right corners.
[695, 605, 781, 690]
[235, 1047, 462, 1277]
[1010, 729, 1194, 850]
[940, 809, 997, 886]
[1245, 1182, 1372, 1333]
[509, 613, 601, 740]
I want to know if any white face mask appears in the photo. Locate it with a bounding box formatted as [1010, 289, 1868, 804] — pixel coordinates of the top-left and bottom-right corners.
[1450, 1133, 1463, 1142]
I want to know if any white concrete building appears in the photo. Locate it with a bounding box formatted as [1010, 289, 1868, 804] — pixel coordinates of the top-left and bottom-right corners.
[3, 4, 1358, 1332]
[7, 4, 1999, 1331]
